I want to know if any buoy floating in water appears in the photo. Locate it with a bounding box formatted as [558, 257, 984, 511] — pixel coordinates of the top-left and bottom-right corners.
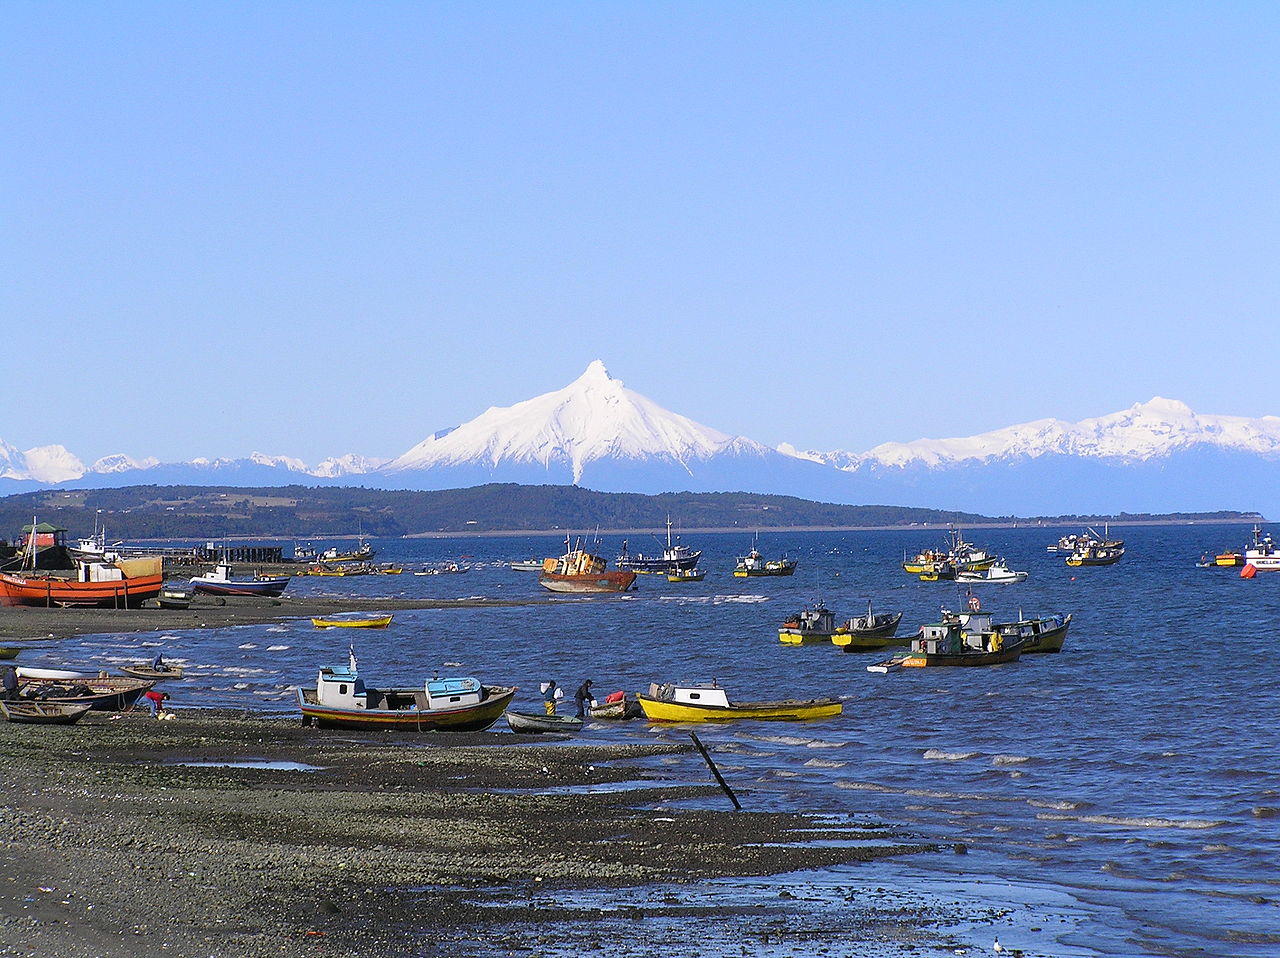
[1240, 563, 1258, 579]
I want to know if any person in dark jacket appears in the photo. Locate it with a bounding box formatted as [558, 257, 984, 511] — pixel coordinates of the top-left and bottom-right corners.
[1, 667, 17, 700]
[574, 679, 593, 718]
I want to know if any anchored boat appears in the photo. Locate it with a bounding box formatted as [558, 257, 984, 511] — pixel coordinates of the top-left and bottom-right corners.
[615, 517, 702, 575]
[869, 610, 1024, 671]
[831, 601, 906, 651]
[537, 536, 636, 594]
[733, 535, 797, 577]
[956, 559, 1029, 584]
[311, 614, 394, 629]
[993, 612, 1072, 653]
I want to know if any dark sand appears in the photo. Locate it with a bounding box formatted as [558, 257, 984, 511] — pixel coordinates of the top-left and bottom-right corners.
[0, 600, 964, 957]
[0, 710, 948, 957]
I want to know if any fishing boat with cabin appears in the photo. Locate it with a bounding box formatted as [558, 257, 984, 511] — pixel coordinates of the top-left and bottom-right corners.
[778, 602, 842, 645]
[1063, 526, 1125, 567]
[615, 517, 702, 575]
[993, 611, 1072, 653]
[537, 536, 636, 593]
[733, 535, 797, 577]
[190, 561, 291, 597]
[1242, 525, 1280, 572]
[956, 559, 1029, 584]
[830, 601, 906, 651]
[297, 655, 515, 731]
[0, 557, 164, 608]
[868, 610, 1023, 671]
[637, 682, 842, 722]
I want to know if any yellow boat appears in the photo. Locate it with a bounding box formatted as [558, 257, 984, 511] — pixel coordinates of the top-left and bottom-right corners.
[637, 682, 842, 722]
[311, 614, 394, 629]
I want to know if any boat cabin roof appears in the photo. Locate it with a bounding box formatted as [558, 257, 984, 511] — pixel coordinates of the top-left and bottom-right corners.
[426, 676, 481, 697]
[671, 684, 730, 707]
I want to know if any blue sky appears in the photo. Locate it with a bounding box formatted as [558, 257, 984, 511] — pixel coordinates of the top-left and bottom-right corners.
[3, 2, 1278, 465]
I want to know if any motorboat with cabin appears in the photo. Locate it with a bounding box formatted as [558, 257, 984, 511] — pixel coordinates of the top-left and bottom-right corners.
[637, 682, 842, 722]
[190, 561, 291, 597]
[296, 659, 515, 731]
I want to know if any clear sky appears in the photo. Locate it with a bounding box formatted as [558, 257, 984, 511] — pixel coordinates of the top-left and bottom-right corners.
[3, 2, 1278, 466]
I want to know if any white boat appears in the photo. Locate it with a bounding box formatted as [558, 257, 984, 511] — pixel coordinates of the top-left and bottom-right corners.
[16, 665, 103, 681]
[1244, 526, 1280, 572]
[190, 561, 291, 597]
[956, 560, 1029, 584]
[509, 559, 544, 572]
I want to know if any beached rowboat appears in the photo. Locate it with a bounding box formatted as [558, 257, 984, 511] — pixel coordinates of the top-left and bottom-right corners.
[504, 711, 583, 734]
[0, 700, 94, 725]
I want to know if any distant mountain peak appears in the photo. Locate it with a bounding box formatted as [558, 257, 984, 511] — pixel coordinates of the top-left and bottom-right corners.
[381, 361, 764, 484]
[1134, 396, 1195, 417]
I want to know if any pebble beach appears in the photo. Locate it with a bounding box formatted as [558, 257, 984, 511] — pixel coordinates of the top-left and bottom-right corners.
[1, 600, 948, 958]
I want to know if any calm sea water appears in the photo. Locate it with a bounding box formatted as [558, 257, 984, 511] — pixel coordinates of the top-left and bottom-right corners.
[27, 523, 1280, 956]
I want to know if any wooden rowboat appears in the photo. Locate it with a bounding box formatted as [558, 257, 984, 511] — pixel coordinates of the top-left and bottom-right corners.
[0, 700, 94, 725]
[120, 663, 186, 681]
[13, 675, 153, 711]
[504, 711, 584, 734]
[311, 615, 394, 629]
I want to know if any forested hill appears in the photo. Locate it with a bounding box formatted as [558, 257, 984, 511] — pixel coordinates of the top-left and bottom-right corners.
[0, 483, 1259, 541]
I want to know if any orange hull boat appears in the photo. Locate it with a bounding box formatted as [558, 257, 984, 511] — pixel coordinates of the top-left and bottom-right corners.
[0, 570, 164, 607]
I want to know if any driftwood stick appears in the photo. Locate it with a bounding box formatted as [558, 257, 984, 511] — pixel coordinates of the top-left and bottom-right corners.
[689, 731, 741, 810]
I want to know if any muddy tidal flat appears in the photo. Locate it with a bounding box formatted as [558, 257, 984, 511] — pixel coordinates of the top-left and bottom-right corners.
[0, 710, 952, 958]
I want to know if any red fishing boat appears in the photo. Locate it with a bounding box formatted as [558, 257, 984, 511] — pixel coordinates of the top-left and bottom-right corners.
[0, 557, 164, 608]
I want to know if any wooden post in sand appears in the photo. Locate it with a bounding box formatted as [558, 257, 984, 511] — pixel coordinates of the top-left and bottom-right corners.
[689, 731, 741, 810]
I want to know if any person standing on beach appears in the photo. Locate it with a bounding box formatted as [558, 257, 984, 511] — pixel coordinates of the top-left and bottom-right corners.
[144, 689, 170, 718]
[543, 681, 558, 716]
[1, 666, 17, 700]
[574, 679, 593, 719]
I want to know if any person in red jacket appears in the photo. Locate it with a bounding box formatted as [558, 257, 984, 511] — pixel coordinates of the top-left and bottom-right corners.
[144, 690, 170, 718]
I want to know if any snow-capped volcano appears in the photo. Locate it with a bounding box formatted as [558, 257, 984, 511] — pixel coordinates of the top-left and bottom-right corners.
[0, 371, 1277, 516]
[382, 360, 775, 485]
[785, 398, 1280, 470]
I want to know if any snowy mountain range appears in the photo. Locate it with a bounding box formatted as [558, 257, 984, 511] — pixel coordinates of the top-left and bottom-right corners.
[1, 361, 1276, 517]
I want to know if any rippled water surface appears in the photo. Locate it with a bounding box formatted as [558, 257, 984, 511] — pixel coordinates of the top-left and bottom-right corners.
[24, 524, 1280, 956]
